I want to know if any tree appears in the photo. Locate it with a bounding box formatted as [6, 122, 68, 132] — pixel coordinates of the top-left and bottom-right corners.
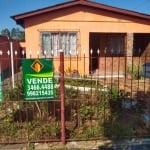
[10, 28, 25, 40]
[11, 28, 18, 39]
[1, 28, 10, 38]
[0, 28, 25, 40]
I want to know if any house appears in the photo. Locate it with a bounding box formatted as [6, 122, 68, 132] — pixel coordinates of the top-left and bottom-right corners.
[12, 0, 150, 76]
[0, 35, 23, 78]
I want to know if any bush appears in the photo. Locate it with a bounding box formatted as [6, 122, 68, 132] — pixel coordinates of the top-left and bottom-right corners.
[126, 63, 142, 79]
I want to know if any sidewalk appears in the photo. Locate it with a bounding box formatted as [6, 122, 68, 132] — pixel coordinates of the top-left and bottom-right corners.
[0, 138, 150, 150]
[0, 139, 112, 150]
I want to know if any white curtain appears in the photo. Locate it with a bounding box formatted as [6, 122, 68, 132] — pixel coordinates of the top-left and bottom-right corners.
[69, 33, 77, 55]
[42, 33, 51, 55]
[42, 32, 77, 56]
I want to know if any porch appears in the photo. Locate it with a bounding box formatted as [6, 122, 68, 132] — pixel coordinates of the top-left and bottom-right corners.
[89, 32, 150, 76]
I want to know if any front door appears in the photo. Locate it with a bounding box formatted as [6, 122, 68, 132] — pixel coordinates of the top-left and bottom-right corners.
[89, 33, 100, 74]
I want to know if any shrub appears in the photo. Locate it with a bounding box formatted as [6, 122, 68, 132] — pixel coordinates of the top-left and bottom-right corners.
[126, 63, 142, 79]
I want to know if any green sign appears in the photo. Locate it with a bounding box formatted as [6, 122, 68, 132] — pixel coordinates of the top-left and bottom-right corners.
[22, 59, 54, 100]
[0, 71, 2, 102]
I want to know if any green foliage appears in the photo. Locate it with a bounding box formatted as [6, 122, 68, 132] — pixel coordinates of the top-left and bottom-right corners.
[0, 28, 25, 40]
[3, 83, 24, 101]
[55, 86, 82, 101]
[72, 101, 94, 126]
[0, 28, 10, 38]
[65, 87, 79, 99]
[79, 103, 92, 121]
[0, 120, 61, 141]
[65, 77, 102, 88]
[126, 62, 142, 79]
[105, 122, 136, 137]
[28, 122, 61, 140]
[0, 74, 147, 141]
[0, 120, 19, 137]
[71, 126, 103, 139]
[10, 28, 25, 40]
[109, 87, 122, 115]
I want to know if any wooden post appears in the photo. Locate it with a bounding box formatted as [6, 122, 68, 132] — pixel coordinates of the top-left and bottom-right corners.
[60, 50, 66, 144]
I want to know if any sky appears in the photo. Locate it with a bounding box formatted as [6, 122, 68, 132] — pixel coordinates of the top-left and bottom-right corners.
[0, 0, 150, 31]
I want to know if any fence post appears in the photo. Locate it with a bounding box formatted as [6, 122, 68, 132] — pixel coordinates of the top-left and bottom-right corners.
[10, 41, 15, 88]
[60, 50, 66, 144]
[0, 63, 2, 102]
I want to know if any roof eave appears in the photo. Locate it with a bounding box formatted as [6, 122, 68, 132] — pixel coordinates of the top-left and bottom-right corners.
[11, 0, 150, 28]
[11, 0, 80, 26]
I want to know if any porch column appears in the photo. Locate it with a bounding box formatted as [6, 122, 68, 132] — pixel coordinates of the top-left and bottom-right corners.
[126, 33, 133, 65]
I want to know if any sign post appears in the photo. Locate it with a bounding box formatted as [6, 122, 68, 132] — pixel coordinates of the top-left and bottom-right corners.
[22, 59, 54, 100]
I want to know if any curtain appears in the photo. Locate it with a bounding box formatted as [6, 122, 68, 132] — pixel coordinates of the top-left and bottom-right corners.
[42, 32, 77, 56]
[42, 33, 51, 55]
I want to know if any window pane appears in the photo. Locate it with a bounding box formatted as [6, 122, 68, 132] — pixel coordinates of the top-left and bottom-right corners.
[41, 32, 77, 56]
[42, 33, 51, 55]
[60, 33, 68, 55]
[109, 35, 124, 55]
[52, 33, 59, 56]
[69, 33, 77, 55]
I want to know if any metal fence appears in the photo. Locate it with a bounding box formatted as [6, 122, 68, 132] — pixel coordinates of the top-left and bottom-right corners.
[0, 51, 150, 144]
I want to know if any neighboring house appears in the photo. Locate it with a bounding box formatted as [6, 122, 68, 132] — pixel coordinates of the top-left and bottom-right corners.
[12, 0, 150, 76]
[0, 35, 23, 78]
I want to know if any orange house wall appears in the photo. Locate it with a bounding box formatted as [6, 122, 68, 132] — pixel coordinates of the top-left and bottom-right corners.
[23, 6, 150, 75]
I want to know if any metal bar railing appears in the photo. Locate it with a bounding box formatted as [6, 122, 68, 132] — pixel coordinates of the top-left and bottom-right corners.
[0, 52, 149, 143]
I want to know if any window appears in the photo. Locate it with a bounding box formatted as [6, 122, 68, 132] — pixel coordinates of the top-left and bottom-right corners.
[108, 35, 125, 55]
[133, 33, 150, 56]
[41, 32, 77, 56]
